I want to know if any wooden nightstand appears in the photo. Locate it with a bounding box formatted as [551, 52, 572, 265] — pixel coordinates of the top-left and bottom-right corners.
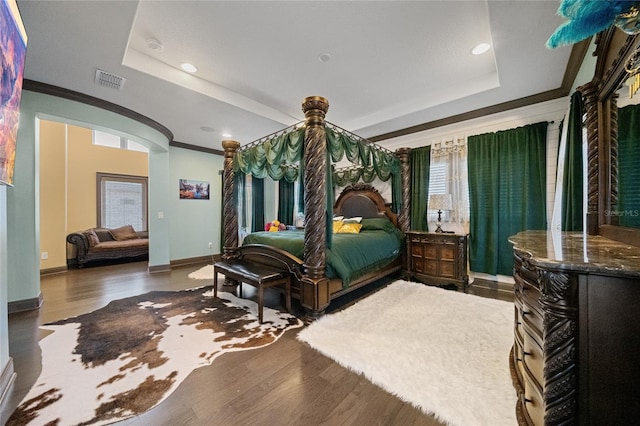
[405, 231, 469, 292]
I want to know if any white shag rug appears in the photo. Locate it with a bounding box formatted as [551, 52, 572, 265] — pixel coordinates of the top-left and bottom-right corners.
[297, 279, 517, 426]
[188, 264, 215, 280]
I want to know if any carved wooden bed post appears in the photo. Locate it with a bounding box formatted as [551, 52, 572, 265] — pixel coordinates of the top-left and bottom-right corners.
[222, 139, 241, 286]
[395, 147, 411, 233]
[578, 82, 600, 235]
[300, 96, 331, 320]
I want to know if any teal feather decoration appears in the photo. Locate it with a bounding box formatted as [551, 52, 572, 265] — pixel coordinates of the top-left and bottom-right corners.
[547, 0, 639, 48]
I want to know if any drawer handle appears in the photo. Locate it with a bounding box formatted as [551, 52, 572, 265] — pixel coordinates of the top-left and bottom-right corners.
[519, 394, 533, 404]
[521, 309, 529, 316]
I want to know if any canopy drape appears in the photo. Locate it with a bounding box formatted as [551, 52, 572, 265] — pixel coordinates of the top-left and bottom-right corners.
[251, 177, 265, 232]
[278, 179, 295, 226]
[234, 123, 403, 213]
[234, 128, 304, 182]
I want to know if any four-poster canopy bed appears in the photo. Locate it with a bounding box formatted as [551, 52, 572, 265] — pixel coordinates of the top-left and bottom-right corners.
[221, 96, 412, 320]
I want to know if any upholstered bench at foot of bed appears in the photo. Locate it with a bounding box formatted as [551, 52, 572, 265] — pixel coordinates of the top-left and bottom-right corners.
[213, 260, 291, 323]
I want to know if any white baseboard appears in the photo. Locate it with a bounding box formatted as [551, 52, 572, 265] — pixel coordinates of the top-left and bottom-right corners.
[0, 357, 16, 410]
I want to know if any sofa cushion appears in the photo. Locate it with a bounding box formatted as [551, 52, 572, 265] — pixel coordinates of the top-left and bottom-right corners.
[93, 228, 114, 242]
[92, 238, 149, 252]
[109, 225, 139, 241]
[83, 229, 100, 247]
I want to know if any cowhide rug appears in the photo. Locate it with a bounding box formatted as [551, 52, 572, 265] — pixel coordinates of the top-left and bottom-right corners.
[8, 286, 302, 426]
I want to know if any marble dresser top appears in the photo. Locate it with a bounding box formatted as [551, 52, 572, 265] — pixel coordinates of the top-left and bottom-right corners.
[509, 230, 640, 277]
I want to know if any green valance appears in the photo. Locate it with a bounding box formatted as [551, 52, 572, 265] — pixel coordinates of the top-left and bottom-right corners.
[233, 123, 402, 212]
[326, 126, 400, 182]
[233, 127, 304, 182]
[326, 125, 402, 211]
[333, 166, 378, 186]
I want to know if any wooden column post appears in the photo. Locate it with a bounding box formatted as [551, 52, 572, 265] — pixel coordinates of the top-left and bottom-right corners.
[222, 140, 240, 286]
[300, 96, 331, 320]
[579, 83, 601, 235]
[395, 147, 411, 233]
[301, 96, 329, 278]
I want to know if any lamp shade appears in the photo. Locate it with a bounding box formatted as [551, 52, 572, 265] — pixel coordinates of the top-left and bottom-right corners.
[428, 193, 453, 211]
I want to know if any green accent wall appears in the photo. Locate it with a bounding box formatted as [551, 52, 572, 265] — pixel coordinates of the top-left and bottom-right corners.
[169, 147, 224, 261]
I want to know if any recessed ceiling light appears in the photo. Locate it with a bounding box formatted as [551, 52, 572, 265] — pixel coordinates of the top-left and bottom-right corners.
[222, 132, 232, 138]
[200, 126, 215, 133]
[319, 53, 332, 63]
[181, 63, 198, 73]
[471, 43, 491, 55]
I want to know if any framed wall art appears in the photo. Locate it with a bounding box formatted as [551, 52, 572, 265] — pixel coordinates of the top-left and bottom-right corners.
[179, 179, 210, 200]
[0, 0, 28, 186]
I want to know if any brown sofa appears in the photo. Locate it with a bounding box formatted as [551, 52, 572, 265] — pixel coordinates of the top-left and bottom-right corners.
[66, 225, 149, 268]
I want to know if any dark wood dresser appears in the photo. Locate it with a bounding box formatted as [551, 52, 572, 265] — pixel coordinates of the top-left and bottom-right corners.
[405, 231, 468, 291]
[509, 230, 640, 425]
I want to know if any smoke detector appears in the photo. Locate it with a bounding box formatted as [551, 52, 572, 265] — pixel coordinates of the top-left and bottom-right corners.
[146, 37, 164, 52]
[95, 69, 126, 90]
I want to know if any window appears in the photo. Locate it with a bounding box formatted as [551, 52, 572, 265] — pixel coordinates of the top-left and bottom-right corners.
[427, 161, 449, 221]
[93, 130, 149, 153]
[97, 173, 148, 231]
[428, 139, 470, 227]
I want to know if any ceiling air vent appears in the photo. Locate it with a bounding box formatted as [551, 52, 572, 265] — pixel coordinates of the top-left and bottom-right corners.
[95, 69, 126, 90]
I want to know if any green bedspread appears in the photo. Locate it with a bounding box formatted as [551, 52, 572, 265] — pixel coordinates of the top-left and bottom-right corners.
[242, 228, 404, 288]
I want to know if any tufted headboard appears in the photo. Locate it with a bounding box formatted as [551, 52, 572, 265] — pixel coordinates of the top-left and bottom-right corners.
[333, 183, 398, 227]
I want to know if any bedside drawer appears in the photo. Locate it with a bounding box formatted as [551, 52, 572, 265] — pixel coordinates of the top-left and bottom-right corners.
[439, 261, 455, 277]
[425, 260, 438, 275]
[413, 257, 425, 273]
[411, 244, 424, 257]
[439, 245, 455, 260]
[404, 232, 468, 289]
[424, 246, 438, 259]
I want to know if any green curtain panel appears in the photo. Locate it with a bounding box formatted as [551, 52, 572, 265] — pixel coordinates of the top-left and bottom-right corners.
[278, 179, 295, 226]
[562, 91, 584, 231]
[468, 122, 547, 276]
[251, 177, 265, 232]
[326, 151, 334, 248]
[297, 177, 305, 214]
[237, 173, 246, 230]
[468, 133, 500, 274]
[410, 146, 431, 231]
[617, 104, 640, 228]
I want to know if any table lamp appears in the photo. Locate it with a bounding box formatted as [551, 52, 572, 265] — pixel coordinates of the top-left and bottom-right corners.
[428, 194, 453, 233]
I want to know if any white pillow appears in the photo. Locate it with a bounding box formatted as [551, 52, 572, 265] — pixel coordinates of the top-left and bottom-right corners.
[343, 216, 362, 223]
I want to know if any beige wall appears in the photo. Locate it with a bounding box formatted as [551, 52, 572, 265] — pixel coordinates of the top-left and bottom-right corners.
[39, 121, 148, 271]
[39, 121, 67, 270]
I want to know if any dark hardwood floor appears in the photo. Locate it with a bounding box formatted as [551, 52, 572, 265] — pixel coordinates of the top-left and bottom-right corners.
[2, 261, 511, 425]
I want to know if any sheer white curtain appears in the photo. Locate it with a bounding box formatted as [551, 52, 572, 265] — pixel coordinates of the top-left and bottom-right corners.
[429, 138, 470, 234]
